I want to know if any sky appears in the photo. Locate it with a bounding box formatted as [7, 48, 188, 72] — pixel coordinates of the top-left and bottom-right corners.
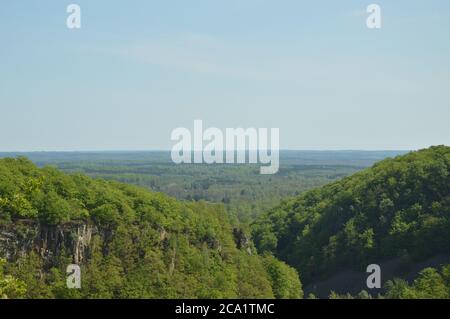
[0, 0, 449, 151]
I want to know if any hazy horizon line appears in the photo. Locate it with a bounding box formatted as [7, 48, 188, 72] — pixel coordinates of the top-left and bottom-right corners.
[0, 149, 415, 153]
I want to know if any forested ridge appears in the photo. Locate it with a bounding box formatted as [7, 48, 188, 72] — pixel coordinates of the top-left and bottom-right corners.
[253, 146, 450, 293]
[4, 150, 394, 224]
[0, 157, 301, 299]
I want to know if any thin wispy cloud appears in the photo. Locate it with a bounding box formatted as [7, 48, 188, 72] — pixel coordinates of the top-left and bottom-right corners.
[108, 33, 261, 78]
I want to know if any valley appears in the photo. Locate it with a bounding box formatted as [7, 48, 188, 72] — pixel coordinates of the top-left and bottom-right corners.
[0, 147, 449, 299]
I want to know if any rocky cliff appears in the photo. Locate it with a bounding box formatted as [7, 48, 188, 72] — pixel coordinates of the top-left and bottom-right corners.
[0, 220, 95, 265]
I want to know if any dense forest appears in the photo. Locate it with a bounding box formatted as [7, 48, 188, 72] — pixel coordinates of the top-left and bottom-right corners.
[0, 147, 449, 299]
[4, 150, 400, 224]
[253, 146, 450, 295]
[0, 157, 301, 298]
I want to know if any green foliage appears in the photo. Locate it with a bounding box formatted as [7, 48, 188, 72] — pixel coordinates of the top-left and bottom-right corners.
[18, 151, 377, 225]
[253, 146, 450, 284]
[0, 157, 303, 299]
[328, 290, 373, 299]
[326, 264, 450, 299]
[0, 258, 27, 299]
[262, 254, 303, 299]
[384, 265, 450, 299]
[235, 253, 274, 299]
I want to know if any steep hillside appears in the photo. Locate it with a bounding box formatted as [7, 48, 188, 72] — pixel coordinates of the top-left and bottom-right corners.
[0, 157, 302, 299]
[253, 146, 450, 288]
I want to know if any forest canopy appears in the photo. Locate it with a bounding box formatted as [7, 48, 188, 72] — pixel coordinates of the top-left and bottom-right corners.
[253, 146, 450, 284]
[0, 157, 302, 299]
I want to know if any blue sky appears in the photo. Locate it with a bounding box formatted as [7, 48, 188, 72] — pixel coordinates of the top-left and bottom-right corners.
[0, 0, 449, 151]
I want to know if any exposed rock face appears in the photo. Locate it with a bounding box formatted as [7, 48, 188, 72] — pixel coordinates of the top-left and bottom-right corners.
[73, 224, 94, 264]
[233, 228, 252, 255]
[0, 220, 96, 265]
